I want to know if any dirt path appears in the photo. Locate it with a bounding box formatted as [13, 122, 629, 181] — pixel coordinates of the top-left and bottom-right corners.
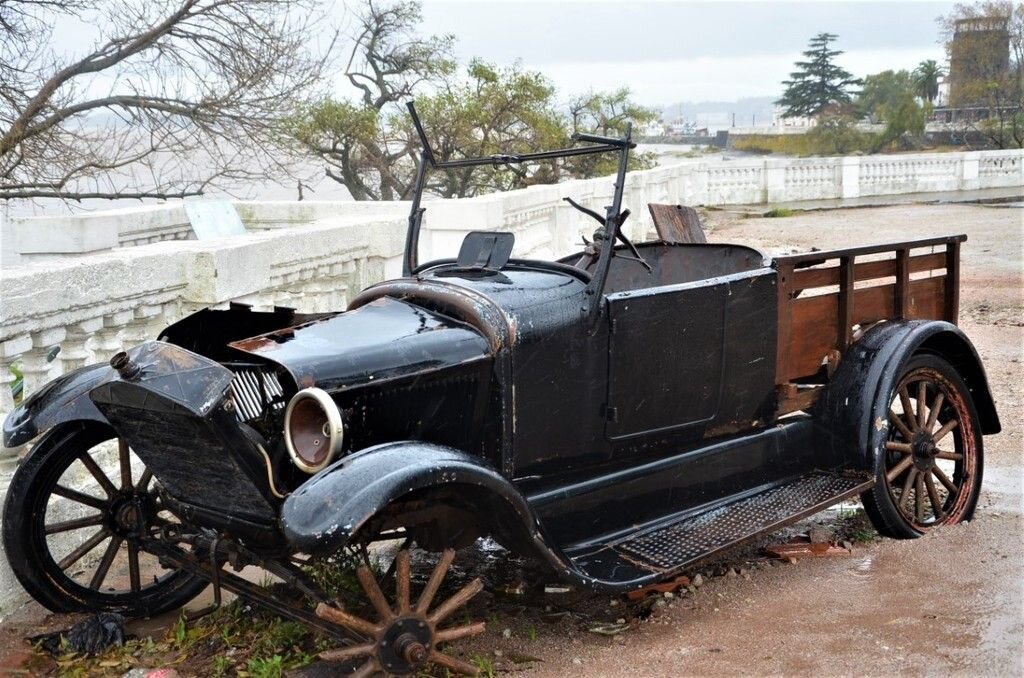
[0, 203, 1020, 677]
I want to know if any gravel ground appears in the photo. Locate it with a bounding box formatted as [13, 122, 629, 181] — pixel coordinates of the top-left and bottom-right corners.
[0, 202, 1020, 677]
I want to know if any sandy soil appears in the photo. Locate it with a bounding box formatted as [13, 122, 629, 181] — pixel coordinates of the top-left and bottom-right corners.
[0, 202, 1020, 676]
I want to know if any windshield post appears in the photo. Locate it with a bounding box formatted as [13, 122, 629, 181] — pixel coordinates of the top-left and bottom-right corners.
[403, 149, 429, 277]
[581, 122, 633, 323]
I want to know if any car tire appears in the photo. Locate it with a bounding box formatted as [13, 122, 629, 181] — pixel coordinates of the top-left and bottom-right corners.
[861, 354, 984, 539]
[2, 421, 206, 617]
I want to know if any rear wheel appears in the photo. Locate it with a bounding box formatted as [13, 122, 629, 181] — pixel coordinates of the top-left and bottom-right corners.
[2, 422, 206, 616]
[861, 355, 983, 539]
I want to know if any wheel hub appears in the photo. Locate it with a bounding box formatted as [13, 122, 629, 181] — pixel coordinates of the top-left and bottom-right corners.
[378, 616, 433, 674]
[110, 494, 149, 536]
[911, 433, 938, 471]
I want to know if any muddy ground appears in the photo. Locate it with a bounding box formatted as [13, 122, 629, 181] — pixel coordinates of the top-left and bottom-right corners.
[0, 202, 1021, 677]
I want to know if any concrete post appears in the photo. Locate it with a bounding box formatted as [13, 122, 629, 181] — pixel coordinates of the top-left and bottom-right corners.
[765, 159, 788, 204]
[960, 151, 981, 191]
[840, 156, 861, 200]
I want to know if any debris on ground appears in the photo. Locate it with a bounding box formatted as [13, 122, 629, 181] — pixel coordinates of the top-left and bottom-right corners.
[626, 575, 691, 601]
[31, 613, 126, 657]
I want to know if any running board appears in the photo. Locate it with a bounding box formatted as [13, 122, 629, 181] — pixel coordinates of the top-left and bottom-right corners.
[567, 471, 872, 589]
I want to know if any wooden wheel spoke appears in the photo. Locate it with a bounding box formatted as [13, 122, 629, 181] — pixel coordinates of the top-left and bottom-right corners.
[77, 453, 117, 497]
[915, 473, 926, 522]
[89, 535, 123, 590]
[136, 468, 154, 492]
[127, 541, 142, 593]
[320, 643, 377, 662]
[899, 469, 918, 511]
[395, 549, 411, 614]
[924, 473, 945, 520]
[916, 381, 929, 429]
[884, 441, 913, 454]
[933, 466, 959, 494]
[886, 455, 915, 483]
[898, 386, 917, 431]
[315, 602, 380, 637]
[57, 528, 110, 570]
[416, 548, 455, 615]
[925, 392, 945, 434]
[435, 621, 487, 644]
[45, 513, 104, 535]
[935, 450, 963, 461]
[118, 438, 133, 490]
[356, 564, 394, 622]
[932, 419, 958, 445]
[888, 410, 914, 441]
[428, 578, 483, 625]
[429, 649, 480, 675]
[52, 484, 108, 510]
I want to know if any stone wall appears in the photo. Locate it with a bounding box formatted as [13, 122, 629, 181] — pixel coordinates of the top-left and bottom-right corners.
[0, 147, 1020, 611]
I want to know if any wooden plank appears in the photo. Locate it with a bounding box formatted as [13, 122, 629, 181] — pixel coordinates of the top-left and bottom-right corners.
[895, 248, 910, 319]
[945, 241, 961, 324]
[776, 234, 967, 266]
[647, 204, 708, 244]
[775, 260, 796, 384]
[838, 256, 854, 350]
[791, 252, 946, 291]
[787, 292, 838, 380]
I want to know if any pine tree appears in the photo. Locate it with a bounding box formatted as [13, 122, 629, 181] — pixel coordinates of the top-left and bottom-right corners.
[777, 33, 861, 118]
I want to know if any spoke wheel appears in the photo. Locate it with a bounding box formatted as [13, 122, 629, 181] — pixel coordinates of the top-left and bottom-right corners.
[863, 355, 983, 538]
[316, 548, 485, 676]
[2, 422, 205, 616]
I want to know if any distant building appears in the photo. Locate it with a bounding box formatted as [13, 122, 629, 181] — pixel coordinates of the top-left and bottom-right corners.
[948, 15, 1011, 107]
[771, 106, 816, 128]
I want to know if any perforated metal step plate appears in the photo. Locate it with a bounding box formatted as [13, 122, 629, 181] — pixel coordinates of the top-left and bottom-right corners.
[568, 472, 873, 585]
[613, 473, 868, 571]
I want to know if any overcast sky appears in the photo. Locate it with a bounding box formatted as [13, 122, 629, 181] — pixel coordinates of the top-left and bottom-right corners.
[411, 0, 955, 105]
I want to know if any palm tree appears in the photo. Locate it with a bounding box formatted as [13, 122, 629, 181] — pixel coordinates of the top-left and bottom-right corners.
[913, 60, 944, 104]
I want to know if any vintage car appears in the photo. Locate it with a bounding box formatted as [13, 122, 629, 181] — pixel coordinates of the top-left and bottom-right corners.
[2, 103, 1000, 676]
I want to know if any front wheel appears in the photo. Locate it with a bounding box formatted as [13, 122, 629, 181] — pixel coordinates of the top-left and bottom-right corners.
[2, 422, 206, 617]
[861, 355, 984, 539]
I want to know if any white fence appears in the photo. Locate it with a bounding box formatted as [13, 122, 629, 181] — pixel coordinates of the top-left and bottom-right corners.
[0, 148, 1020, 609]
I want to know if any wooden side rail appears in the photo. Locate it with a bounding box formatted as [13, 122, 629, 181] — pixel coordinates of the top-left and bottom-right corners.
[775, 234, 966, 388]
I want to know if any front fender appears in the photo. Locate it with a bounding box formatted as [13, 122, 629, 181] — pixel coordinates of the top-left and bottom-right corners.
[281, 442, 567, 568]
[3, 363, 112, 448]
[816, 320, 1000, 472]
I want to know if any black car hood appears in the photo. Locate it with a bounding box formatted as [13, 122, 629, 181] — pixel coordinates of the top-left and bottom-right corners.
[229, 296, 491, 392]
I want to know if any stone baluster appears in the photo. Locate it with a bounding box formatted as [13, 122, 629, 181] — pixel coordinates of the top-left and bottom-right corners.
[93, 310, 134, 363]
[0, 334, 32, 418]
[20, 327, 67, 398]
[121, 305, 166, 347]
[61, 318, 104, 373]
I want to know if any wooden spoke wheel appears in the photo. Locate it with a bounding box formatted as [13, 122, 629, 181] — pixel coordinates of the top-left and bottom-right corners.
[316, 548, 485, 676]
[1, 423, 206, 616]
[863, 355, 983, 538]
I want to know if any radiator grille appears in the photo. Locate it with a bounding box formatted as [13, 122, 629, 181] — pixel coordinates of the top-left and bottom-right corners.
[228, 366, 285, 422]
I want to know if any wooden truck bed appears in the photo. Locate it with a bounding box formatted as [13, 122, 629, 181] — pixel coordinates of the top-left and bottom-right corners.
[774, 234, 966, 415]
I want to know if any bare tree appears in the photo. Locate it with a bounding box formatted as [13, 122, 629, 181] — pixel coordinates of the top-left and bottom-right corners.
[289, 0, 453, 200]
[0, 0, 335, 202]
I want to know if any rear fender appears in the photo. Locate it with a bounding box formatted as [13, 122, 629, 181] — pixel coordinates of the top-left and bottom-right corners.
[3, 363, 112, 448]
[816, 320, 1000, 472]
[281, 442, 570, 571]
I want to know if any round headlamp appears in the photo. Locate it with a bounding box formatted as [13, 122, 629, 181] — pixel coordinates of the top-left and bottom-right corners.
[283, 387, 344, 473]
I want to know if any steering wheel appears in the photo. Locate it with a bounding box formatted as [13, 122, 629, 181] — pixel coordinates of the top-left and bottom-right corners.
[563, 197, 651, 272]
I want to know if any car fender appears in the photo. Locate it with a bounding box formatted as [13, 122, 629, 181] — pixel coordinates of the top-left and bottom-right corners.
[816, 320, 1000, 472]
[3, 363, 112, 448]
[281, 441, 570, 571]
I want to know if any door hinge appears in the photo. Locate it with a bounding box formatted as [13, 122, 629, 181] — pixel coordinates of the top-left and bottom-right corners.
[605, 406, 619, 423]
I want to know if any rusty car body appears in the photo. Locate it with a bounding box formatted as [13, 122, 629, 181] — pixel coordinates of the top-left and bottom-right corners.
[2, 103, 1000, 675]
